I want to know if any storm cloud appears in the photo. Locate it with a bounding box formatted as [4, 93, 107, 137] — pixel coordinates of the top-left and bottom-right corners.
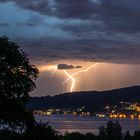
[0, 0, 140, 64]
[0, 23, 9, 27]
[57, 64, 82, 70]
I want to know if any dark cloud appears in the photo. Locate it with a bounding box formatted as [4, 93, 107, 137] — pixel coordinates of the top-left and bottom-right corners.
[0, 23, 9, 27]
[15, 14, 48, 27]
[57, 64, 82, 70]
[0, 0, 98, 19]
[16, 22, 47, 27]
[16, 36, 140, 64]
[1, 0, 140, 64]
[2, 0, 139, 34]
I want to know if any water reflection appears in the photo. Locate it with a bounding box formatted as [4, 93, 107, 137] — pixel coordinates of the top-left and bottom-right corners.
[35, 114, 140, 135]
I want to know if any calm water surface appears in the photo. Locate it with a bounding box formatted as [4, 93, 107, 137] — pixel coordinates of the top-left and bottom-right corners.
[35, 114, 140, 135]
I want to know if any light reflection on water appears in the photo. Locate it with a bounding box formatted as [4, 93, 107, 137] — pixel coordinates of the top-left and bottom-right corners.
[35, 114, 140, 135]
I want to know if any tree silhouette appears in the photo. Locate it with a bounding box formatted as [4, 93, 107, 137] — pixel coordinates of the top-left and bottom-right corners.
[24, 123, 60, 140]
[99, 121, 123, 140]
[124, 131, 132, 140]
[0, 36, 39, 130]
[99, 126, 106, 140]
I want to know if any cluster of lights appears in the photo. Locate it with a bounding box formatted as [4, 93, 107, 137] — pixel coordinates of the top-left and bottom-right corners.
[33, 109, 90, 116]
[109, 114, 140, 119]
[104, 103, 140, 119]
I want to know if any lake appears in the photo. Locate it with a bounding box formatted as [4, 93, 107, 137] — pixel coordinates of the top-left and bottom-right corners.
[35, 114, 140, 135]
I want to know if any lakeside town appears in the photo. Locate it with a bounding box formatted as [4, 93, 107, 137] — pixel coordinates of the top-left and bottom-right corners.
[33, 101, 140, 119]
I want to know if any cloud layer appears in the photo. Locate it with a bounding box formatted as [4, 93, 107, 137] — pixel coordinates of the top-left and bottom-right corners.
[0, 0, 140, 64]
[57, 64, 82, 70]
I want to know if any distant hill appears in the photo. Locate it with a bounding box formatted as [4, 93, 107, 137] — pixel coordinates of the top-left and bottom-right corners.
[27, 86, 140, 113]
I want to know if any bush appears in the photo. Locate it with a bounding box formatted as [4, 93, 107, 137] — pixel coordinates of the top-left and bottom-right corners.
[24, 123, 60, 140]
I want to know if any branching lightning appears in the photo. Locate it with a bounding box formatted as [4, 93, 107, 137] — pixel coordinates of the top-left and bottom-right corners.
[39, 63, 98, 93]
[51, 66, 57, 76]
[63, 70, 75, 92]
[62, 63, 97, 92]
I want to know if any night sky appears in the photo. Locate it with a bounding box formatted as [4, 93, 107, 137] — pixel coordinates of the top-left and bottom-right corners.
[0, 0, 140, 96]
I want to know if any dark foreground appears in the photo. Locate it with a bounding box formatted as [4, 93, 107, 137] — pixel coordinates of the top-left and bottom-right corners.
[0, 121, 140, 140]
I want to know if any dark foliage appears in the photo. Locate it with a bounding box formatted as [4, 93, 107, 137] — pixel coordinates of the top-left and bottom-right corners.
[24, 123, 60, 140]
[99, 121, 122, 140]
[0, 130, 21, 140]
[0, 36, 39, 129]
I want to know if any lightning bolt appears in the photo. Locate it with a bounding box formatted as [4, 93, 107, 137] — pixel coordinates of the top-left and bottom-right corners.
[51, 66, 57, 76]
[63, 63, 97, 92]
[63, 70, 75, 92]
[39, 63, 98, 93]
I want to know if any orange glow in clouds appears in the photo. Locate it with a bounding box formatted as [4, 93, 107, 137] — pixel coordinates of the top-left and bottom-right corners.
[39, 65, 57, 72]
